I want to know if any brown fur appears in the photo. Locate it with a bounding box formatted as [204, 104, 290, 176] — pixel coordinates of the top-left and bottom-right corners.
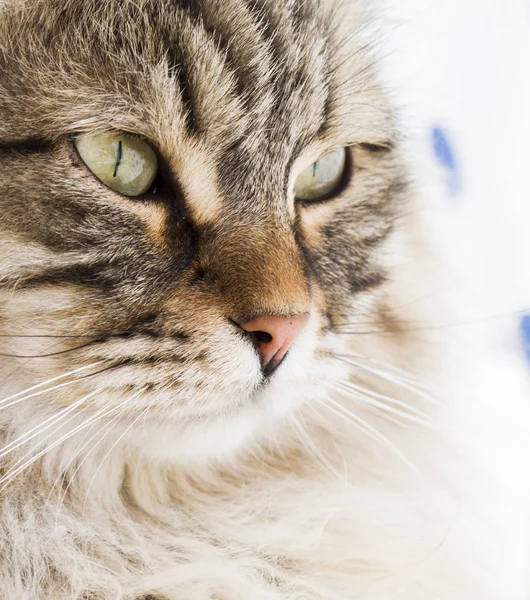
[0, 1, 516, 599]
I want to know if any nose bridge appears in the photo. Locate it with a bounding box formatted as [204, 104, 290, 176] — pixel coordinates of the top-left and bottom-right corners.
[203, 220, 310, 320]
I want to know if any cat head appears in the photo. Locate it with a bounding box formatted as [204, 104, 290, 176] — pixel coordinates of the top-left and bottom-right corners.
[0, 0, 408, 462]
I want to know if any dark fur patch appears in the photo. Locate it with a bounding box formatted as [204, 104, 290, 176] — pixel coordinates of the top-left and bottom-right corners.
[0, 0, 403, 395]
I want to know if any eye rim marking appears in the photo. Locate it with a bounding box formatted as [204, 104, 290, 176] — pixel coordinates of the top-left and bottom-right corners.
[69, 132, 190, 243]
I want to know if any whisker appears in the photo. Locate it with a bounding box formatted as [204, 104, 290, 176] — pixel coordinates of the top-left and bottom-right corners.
[83, 397, 149, 505]
[330, 382, 432, 428]
[313, 396, 419, 476]
[0, 393, 95, 459]
[1, 337, 79, 387]
[0, 340, 101, 359]
[333, 378, 435, 419]
[327, 351, 432, 391]
[0, 363, 120, 415]
[0, 361, 104, 406]
[0, 334, 104, 339]
[0, 370, 103, 414]
[347, 401, 416, 431]
[54, 400, 137, 518]
[0, 390, 103, 488]
[303, 402, 349, 474]
[0, 393, 126, 490]
[290, 414, 345, 481]
[332, 308, 528, 332]
[332, 380, 434, 423]
[327, 352, 439, 411]
[303, 400, 336, 430]
[0, 330, 133, 339]
[48, 417, 102, 503]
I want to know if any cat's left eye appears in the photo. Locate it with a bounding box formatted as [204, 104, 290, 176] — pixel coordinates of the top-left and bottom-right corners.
[294, 148, 348, 202]
[75, 132, 158, 197]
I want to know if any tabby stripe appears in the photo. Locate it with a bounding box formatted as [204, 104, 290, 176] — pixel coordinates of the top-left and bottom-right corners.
[173, 63, 198, 134]
[0, 139, 51, 155]
[2, 264, 114, 291]
[348, 272, 387, 295]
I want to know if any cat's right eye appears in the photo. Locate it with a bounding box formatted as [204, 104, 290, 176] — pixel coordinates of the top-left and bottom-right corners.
[75, 132, 158, 197]
[293, 148, 348, 202]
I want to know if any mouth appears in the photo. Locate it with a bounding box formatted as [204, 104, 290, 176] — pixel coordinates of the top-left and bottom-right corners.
[261, 351, 289, 378]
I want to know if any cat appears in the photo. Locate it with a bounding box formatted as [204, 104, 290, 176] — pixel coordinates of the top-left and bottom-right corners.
[0, 0, 527, 598]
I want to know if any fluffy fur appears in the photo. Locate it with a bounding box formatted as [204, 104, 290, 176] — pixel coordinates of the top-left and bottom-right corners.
[0, 0, 527, 598]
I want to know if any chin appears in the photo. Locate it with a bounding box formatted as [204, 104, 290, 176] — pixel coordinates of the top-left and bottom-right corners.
[115, 320, 321, 464]
[131, 407, 264, 464]
[129, 345, 329, 465]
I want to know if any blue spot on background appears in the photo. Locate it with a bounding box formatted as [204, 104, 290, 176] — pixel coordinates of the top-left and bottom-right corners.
[432, 126, 461, 197]
[521, 315, 530, 364]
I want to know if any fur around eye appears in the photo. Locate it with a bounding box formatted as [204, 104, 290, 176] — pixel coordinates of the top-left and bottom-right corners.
[293, 148, 348, 202]
[75, 132, 158, 197]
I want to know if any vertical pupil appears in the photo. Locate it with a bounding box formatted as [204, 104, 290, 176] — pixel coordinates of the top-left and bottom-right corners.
[113, 140, 123, 178]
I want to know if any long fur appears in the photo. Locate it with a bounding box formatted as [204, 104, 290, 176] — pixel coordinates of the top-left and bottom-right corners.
[0, 0, 528, 598]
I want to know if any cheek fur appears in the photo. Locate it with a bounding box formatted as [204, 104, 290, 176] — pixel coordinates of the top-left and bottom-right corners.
[0, 3, 523, 599]
[0, 0, 399, 463]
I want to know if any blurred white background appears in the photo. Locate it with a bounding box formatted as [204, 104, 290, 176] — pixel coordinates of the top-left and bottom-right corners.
[379, 3, 530, 590]
[380, 0, 530, 358]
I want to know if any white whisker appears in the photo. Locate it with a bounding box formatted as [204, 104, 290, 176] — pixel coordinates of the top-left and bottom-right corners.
[0, 392, 125, 490]
[331, 351, 432, 390]
[83, 397, 149, 505]
[334, 380, 433, 422]
[0, 361, 104, 406]
[331, 382, 433, 428]
[290, 414, 345, 481]
[329, 387, 417, 430]
[47, 417, 102, 502]
[48, 393, 138, 504]
[0, 365, 107, 415]
[0, 393, 96, 459]
[54, 405, 132, 523]
[313, 396, 419, 476]
[333, 354, 439, 404]
[303, 402, 349, 477]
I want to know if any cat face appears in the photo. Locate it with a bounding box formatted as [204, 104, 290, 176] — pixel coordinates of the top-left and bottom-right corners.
[0, 0, 406, 461]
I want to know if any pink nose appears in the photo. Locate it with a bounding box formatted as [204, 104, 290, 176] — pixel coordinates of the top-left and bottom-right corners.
[237, 313, 309, 374]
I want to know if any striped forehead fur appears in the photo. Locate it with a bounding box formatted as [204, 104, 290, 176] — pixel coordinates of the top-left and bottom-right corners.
[0, 0, 392, 145]
[0, 0, 524, 599]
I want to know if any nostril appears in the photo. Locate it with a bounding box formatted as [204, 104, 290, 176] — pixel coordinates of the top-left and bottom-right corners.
[231, 313, 309, 376]
[253, 330, 273, 344]
[230, 322, 273, 345]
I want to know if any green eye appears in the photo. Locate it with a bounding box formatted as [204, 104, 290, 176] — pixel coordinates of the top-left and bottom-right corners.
[75, 132, 158, 197]
[293, 148, 347, 201]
